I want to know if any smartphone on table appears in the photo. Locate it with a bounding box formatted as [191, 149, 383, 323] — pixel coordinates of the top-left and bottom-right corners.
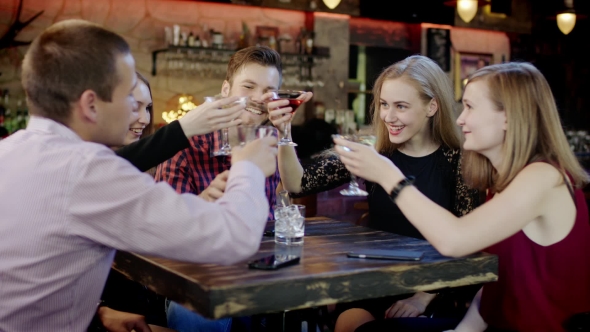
[248, 254, 300, 270]
[347, 249, 424, 261]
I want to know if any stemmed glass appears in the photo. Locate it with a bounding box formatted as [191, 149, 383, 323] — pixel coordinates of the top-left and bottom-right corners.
[204, 95, 247, 156]
[338, 134, 377, 196]
[270, 90, 305, 146]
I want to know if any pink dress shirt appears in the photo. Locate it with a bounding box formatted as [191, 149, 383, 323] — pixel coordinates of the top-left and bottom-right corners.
[0, 117, 269, 331]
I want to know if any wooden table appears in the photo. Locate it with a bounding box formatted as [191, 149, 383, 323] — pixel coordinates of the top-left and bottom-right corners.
[113, 217, 498, 319]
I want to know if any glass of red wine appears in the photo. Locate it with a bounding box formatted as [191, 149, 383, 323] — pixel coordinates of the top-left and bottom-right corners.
[271, 90, 305, 146]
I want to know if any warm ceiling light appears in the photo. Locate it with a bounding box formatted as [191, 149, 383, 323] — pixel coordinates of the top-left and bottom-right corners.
[323, 0, 341, 10]
[457, 0, 478, 23]
[557, 12, 576, 35]
[444, 0, 488, 24]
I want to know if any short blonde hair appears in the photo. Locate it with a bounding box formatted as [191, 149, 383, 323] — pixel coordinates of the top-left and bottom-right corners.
[462, 62, 589, 191]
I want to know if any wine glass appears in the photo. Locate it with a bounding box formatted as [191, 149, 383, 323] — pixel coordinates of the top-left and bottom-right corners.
[270, 90, 306, 146]
[339, 134, 377, 196]
[203, 95, 247, 156]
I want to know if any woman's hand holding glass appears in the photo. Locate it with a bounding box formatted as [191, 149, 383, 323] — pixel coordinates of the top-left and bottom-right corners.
[266, 91, 313, 145]
[333, 136, 404, 190]
[178, 96, 245, 138]
[203, 95, 249, 156]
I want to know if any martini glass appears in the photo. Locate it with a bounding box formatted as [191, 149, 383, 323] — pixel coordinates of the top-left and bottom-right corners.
[339, 134, 377, 196]
[271, 90, 305, 147]
[204, 95, 247, 156]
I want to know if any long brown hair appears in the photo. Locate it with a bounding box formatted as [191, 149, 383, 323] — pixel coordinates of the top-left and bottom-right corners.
[462, 62, 589, 191]
[136, 72, 154, 138]
[371, 55, 460, 155]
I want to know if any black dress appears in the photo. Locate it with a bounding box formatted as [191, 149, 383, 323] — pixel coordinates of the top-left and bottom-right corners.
[292, 146, 482, 321]
[293, 146, 480, 231]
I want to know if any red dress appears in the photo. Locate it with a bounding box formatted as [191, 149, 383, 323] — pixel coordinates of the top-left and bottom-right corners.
[479, 187, 590, 331]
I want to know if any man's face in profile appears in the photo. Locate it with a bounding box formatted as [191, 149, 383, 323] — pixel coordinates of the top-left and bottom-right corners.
[94, 53, 139, 146]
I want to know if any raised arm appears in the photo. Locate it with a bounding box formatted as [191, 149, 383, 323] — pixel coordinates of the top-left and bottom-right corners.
[291, 152, 352, 197]
[266, 91, 312, 193]
[68, 138, 278, 265]
[116, 96, 245, 172]
[334, 138, 566, 257]
[277, 145, 304, 193]
[116, 121, 189, 172]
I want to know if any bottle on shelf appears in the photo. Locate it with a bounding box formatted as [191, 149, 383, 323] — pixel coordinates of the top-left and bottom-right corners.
[268, 35, 277, 51]
[296, 28, 306, 54]
[211, 30, 224, 49]
[172, 24, 180, 46]
[201, 25, 210, 48]
[187, 31, 195, 47]
[305, 32, 314, 55]
[238, 21, 250, 50]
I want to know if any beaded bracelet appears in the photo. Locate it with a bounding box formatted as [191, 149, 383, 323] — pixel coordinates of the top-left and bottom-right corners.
[389, 176, 416, 202]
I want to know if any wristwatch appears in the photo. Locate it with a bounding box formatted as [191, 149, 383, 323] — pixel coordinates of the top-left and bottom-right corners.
[389, 176, 416, 202]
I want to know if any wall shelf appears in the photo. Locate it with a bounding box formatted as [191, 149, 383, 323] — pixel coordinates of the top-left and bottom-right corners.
[151, 45, 330, 84]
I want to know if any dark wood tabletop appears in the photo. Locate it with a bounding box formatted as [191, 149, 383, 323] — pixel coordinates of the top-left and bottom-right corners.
[113, 217, 498, 319]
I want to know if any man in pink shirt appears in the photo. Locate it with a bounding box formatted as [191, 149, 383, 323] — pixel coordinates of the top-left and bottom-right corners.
[0, 19, 277, 331]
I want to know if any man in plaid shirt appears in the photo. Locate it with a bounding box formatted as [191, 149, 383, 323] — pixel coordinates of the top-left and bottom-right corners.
[155, 46, 311, 221]
[156, 45, 313, 332]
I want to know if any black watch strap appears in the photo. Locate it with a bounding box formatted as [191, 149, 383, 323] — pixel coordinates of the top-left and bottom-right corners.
[389, 176, 415, 202]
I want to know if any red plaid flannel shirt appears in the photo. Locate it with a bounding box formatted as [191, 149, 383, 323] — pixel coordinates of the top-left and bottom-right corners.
[155, 130, 279, 220]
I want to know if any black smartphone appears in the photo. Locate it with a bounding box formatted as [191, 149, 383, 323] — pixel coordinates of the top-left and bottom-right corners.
[347, 249, 424, 261]
[248, 254, 300, 270]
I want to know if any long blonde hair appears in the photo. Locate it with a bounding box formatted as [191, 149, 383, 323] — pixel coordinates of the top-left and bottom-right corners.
[462, 62, 589, 191]
[371, 55, 460, 155]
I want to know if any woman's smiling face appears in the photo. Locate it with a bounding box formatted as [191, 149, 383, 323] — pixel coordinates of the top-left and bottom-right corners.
[379, 78, 435, 146]
[123, 79, 152, 145]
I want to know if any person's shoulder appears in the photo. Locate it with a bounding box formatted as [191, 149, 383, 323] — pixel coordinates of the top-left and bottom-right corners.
[520, 162, 563, 180]
[507, 162, 564, 193]
[43, 133, 115, 161]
